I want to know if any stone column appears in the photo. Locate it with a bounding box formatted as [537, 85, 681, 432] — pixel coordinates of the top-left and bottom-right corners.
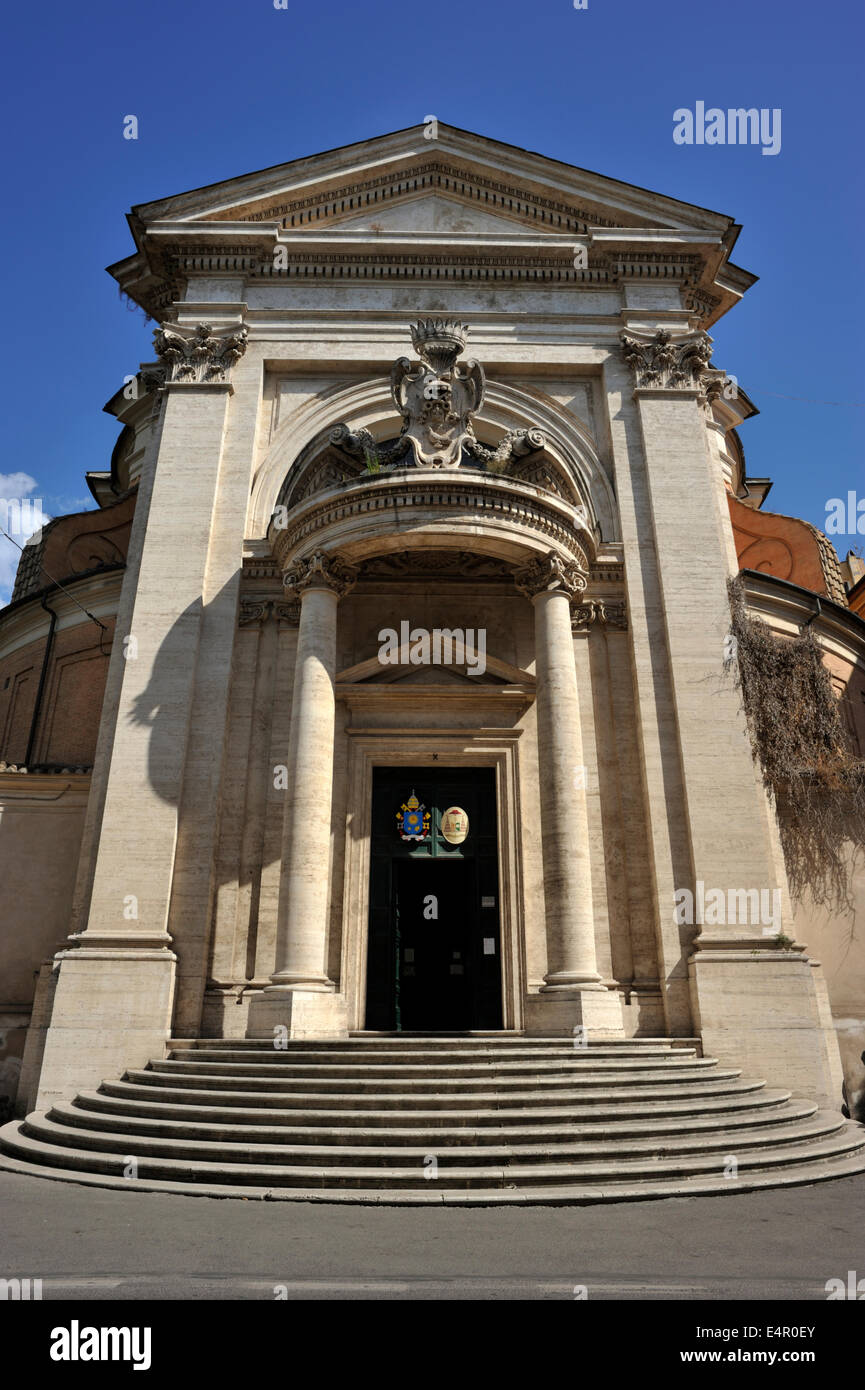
[247, 551, 357, 1039]
[517, 552, 624, 1035]
[31, 321, 248, 1109]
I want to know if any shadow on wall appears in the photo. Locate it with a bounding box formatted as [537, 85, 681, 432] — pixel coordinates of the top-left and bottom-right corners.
[124, 598, 209, 808]
[108, 579, 288, 1029]
[846, 1055, 865, 1123]
[0, 1044, 21, 1123]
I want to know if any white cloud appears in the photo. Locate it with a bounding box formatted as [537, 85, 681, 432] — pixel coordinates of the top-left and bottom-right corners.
[0, 473, 52, 608]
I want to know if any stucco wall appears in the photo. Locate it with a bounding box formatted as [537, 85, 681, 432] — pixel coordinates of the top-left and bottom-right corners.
[792, 849, 865, 1120]
[0, 775, 88, 1114]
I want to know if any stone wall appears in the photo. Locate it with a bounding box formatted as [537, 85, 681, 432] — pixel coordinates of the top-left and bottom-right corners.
[0, 774, 88, 1114]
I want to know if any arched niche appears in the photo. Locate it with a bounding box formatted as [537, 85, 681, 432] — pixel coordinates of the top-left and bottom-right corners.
[247, 376, 618, 544]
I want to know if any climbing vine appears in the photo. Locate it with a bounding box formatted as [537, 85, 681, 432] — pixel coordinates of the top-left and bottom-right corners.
[725, 577, 865, 910]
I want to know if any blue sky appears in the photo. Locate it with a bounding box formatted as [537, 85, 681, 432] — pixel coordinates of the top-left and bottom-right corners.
[1, 0, 862, 601]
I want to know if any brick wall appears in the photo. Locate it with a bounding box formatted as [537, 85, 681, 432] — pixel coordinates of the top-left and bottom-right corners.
[0, 616, 115, 767]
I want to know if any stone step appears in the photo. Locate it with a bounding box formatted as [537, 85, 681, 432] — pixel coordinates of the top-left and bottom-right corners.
[3, 1136, 862, 1206]
[71, 1086, 803, 1137]
[170, 1036, 702, 1052]
[138, 1059, 729, 1094]
[169, 1043, 696, 1063]
[163, 1051, 702, 1074]
[109, 1073, 764, 1110]
[5, 1118, 864, 1190]
[42, 1104, 841, 1164]
[3, 1036, 860, 1205]
[90, 1078, 786, 1125]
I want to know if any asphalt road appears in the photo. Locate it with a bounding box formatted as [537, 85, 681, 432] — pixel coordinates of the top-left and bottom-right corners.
[1, 1169, 863, 1300]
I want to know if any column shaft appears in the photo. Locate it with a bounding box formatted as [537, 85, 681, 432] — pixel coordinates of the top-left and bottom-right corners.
[533, 587, 601, 987]
[271, 585, 339, 988]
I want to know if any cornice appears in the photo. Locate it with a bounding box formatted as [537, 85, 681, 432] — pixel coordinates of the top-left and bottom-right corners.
[740, 569, 865, 672]
[0, 771, 92, 798]
[138, 217, 709, 295]
[0, 569, 122, 661]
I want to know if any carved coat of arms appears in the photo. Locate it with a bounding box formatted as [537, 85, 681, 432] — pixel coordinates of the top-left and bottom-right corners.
[390, 320, 484, 469]
[329, 319, 546, 473]
[396, 791, 431, 842]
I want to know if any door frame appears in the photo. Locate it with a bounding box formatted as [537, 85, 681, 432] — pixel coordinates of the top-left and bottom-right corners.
[340, 733, 525, 1031]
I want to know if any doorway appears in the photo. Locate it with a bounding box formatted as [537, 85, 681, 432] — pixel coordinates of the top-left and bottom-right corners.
[365, 767, 503, 1031]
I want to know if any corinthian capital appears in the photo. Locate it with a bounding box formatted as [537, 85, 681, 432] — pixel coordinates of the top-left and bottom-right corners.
[283, 550, 358, 600]
[153, 322, 248, 384]
[513, 550, 588, 600]
[620, 329, 713, 390]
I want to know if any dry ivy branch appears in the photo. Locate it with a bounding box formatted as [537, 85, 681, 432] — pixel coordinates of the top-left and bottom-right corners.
[725, 577, 865, 911]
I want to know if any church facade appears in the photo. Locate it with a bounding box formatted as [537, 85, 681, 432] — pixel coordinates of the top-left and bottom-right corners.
[1, 126, 863, 1198]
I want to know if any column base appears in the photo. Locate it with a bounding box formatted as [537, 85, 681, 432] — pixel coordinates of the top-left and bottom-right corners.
[689, 934, 845, 1110]
[30, 947, 176, 1111]
[524, 985, 625, 1037]
[246, 987, 349, 1040]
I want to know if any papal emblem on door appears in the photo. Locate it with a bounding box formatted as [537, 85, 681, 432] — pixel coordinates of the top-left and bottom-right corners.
[396, 791, 430, 841]
[441, 806, 469, 844]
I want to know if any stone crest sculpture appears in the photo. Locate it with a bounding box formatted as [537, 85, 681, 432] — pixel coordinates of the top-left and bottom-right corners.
[391, 319, 484, 468]
[330, 319, 545, 471]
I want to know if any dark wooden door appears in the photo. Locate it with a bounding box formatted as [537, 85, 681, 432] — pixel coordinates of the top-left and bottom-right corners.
[365, 767, 502, 1031]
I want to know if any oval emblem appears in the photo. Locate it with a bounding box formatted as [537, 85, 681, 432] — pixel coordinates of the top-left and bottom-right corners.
[441, 806, 469, 845]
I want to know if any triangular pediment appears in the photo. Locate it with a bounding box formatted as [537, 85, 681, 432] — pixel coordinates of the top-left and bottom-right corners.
[337, 646, 535, 687]
[111, 123, 754, 325]
[365, 663, 491, 688]
[124, 124, 737, 236]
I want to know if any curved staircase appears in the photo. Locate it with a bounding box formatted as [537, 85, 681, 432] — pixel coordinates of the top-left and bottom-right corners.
[1, 1037, 863, 1203]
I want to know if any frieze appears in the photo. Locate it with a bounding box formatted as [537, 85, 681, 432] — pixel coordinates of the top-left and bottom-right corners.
[254, 255, 608, 284]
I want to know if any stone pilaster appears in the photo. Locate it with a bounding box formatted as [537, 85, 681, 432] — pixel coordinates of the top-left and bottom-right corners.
[616, 329, 843, 1106]
[247, 550, 357, 1039]
[516, 552, 624, 1035]
[32, 321, 247, 1108]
